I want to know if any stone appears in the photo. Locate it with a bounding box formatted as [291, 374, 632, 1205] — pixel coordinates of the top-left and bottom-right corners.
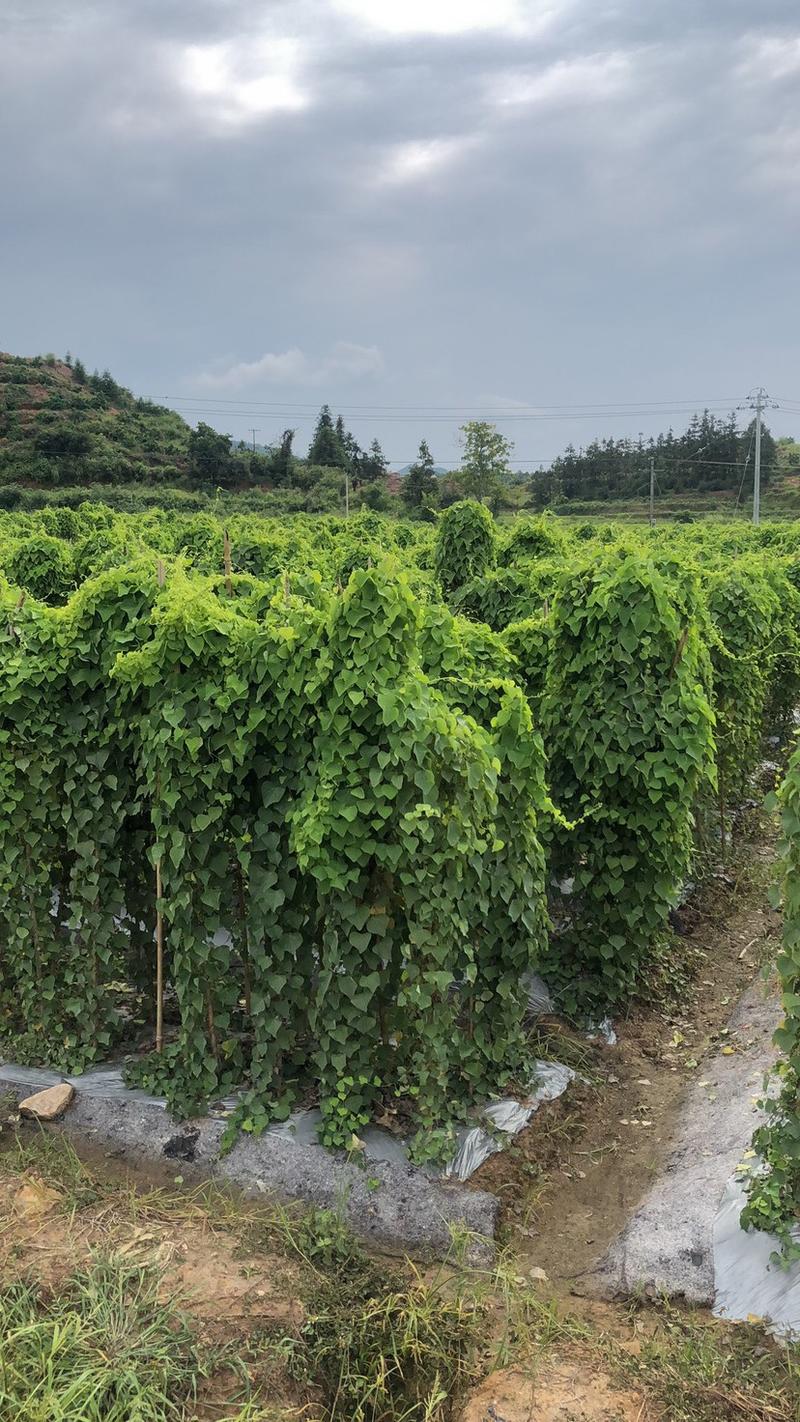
[19, 1082, 75, 1121]
[13, 1179, 63, 1217]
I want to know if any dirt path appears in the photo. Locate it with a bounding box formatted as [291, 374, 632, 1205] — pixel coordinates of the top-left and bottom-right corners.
[471, 837, 780, 1302]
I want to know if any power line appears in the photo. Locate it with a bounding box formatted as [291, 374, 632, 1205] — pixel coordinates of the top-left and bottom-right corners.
[147, 392, 744, 412]
[146, 405, 743, 426]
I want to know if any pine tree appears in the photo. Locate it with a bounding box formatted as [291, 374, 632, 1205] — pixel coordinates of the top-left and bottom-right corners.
[360, 438, 388, 482]
[402, 440, 438, 508]
[308, 405, 346, 468]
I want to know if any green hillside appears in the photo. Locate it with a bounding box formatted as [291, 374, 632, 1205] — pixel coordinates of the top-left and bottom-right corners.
[0, 352, 190, 485]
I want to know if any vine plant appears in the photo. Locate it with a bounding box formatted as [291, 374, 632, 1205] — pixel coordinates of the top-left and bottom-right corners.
[541, 552, 715, 1009]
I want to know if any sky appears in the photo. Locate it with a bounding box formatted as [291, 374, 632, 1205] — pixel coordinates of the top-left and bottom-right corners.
[2, 0, 800, 468]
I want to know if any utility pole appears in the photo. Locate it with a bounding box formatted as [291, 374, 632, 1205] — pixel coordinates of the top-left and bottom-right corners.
[753, 393, 763, 526]
[248, 427, 260, 453]
[345, 467, 350, 518]
[740, 388, 775, 525]
[649, 457, 655, 526]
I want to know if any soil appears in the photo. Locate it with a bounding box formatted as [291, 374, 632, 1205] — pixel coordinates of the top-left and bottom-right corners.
[0, 1162, 309, 1417]
[462, 1359, 648, 1422]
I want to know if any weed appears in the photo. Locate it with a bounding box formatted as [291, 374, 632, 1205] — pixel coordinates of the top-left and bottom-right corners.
[0, 1253, 271, 1421]
[300, 1257, 484, 1422]
[2, 1125, 106, 1209]
[619, 1300, 800, 1422]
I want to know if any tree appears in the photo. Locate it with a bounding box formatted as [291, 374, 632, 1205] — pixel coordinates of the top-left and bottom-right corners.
[360, 438, 388, 483]
[269, 428, 295, 485]
[357, 480, 392, 511]
[308, 405, 346, 468]
[402, 440, 438, 509]
[188, 422, 234, 483]
[457, 422, 514, 504]
[776, 436, 800, 475]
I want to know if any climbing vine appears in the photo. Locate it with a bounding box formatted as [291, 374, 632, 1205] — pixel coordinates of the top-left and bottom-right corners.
[3, 506, 800, 1158]
[433, 500, 496, 598]
[541, 552, 715, 1008]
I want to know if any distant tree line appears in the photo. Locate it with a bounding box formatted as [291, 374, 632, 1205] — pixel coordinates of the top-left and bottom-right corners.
[1, 354, 788, 512]
[529, 411, 777, 507]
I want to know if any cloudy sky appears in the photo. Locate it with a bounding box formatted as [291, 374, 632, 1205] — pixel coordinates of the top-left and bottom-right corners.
[3, 0, 800, 466]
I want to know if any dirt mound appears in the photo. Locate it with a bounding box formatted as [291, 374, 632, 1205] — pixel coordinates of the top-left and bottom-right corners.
[461, 1358, 645, 1421]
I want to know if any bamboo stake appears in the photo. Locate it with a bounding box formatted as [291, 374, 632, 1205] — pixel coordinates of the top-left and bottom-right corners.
[223, 529, 233, 596]
[235, 863, 252, 1017]
[23, 845, 42, 986]
[155, 859, 164, 1052]
[155, 556, 166, 1051]
[206, 990, 220, 1061]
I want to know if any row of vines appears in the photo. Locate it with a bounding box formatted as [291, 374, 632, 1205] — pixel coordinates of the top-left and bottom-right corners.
[2, 499, 800, 1165]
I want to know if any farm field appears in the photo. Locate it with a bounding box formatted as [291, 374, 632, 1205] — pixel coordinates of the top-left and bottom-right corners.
[4, 497, 800, 1417]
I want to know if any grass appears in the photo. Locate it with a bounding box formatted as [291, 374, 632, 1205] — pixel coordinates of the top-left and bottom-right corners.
[618, 1299, 800, 1422]
[0, 1129, 491, 1421]
[300, 1258, 485, 1422]
[4, 1100, 800, 1421]
[0, 1255, 266, 1422]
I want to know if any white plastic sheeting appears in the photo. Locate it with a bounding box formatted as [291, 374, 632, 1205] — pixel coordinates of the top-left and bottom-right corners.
[444, 1061, 575, 1180]
[0, 1061, 165, 1106]
[586, 1017, 618, 1047]
[520, 969, 554, 1019]
[218, 1061, 575, 1180]
[714, 1173, 800, 1337]
[0, 1056, 575, 1182]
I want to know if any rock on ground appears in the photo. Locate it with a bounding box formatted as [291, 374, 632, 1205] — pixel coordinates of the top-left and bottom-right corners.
[18, 1082, 75, 1121]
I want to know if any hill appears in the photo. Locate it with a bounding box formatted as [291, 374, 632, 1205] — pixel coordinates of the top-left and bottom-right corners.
[0, 352, 191, 485]
[395, 462, 449, 477]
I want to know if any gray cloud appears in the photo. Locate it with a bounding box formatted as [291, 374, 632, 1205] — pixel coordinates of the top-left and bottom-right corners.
[2, 1, 800, 462]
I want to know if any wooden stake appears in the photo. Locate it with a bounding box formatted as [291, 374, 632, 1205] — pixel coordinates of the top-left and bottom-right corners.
[669, 627, 689, 675]
[155, 859, 164, 1052]
[235, 864, 252, 1017]
[223, 530, 233, 596]
[157, 558, 166, 588]
[206, 990, 220, 1061]
[23, 845, 42, 986]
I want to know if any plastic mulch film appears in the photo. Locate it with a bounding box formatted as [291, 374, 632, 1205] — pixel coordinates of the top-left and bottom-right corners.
[520, 969, 554, 1019]
[586, 1017, 618, 1047]
[714, 1173, 800, 1337]
[0, 1056, 575, 1182]
[443, 1061, 575, 1181]
[0, 1061, 165, 1105]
